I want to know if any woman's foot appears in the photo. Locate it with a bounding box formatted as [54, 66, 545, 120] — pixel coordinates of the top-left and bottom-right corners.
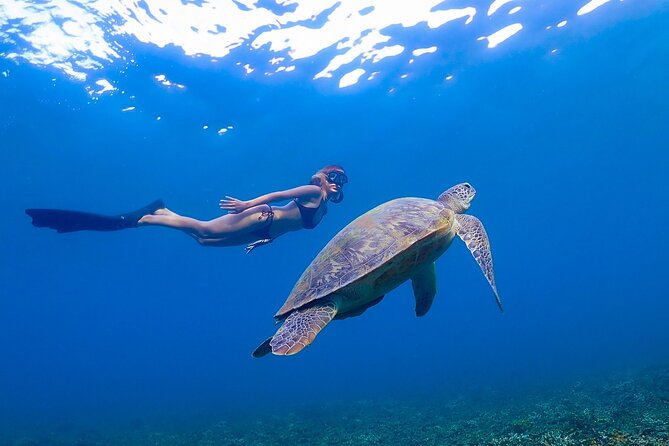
[154, 208, 177, 216]
[138, 207, 179, 225]
[123, 199, 165, 228]
[137, 214, 153, 225]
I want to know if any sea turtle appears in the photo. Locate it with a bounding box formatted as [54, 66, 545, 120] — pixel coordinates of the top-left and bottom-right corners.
[253, 183, 502, 358]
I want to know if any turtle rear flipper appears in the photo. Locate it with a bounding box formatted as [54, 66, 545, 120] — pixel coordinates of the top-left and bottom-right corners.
[254, 299, 338, 357]
[455, 214, 503, 312]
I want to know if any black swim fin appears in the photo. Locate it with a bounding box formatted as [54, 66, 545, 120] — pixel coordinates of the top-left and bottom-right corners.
[25, 199, 165, 233]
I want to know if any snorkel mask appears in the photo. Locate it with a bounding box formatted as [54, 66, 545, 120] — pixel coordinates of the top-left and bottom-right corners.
[327, 171, 348, 187]
[327, 170, 347, 203]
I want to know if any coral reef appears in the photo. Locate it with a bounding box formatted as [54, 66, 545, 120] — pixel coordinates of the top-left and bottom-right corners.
[3, 363, 668, 445]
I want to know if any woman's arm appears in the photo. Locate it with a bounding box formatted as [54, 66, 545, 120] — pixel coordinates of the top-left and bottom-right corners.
[220, 185, 321, 213]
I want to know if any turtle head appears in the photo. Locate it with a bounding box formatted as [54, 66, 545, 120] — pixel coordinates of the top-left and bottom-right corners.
[438, 183, 476, 214]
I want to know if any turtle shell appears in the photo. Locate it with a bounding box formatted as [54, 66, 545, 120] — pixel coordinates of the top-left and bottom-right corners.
[275, 197, 453, 318]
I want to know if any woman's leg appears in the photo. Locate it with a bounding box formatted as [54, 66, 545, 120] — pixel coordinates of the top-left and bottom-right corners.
[138, 205, 271, 239]
[138, 212, 211, 237]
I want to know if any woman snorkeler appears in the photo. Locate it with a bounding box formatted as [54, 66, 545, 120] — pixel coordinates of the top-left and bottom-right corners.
[26, 165, 348, 253]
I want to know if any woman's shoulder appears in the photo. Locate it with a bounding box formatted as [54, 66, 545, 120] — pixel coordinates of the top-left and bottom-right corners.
[293, 184, 322, 196]
[291, 184, 323, 207]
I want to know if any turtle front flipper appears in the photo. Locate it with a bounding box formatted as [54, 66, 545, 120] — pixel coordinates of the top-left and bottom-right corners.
[254, 299, 338, 357]
[455, 214, 503, 312]
[411, 262, 437, 317]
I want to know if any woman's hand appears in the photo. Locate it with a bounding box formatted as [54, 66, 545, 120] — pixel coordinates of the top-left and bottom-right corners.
[219, 196, 249, 213]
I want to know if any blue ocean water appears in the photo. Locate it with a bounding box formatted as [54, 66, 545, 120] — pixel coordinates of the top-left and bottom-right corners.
[1, 1, 668, 443]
